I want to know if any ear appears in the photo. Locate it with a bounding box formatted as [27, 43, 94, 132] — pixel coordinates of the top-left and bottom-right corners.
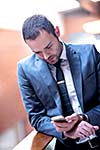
[55, 26, 60, 37]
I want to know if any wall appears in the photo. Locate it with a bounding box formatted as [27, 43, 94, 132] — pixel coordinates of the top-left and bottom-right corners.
[0, 29, 32, 135]
[59, 7, 100, 41]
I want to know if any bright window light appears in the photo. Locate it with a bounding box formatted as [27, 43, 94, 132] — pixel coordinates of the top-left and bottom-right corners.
[0, 0, 79, 30]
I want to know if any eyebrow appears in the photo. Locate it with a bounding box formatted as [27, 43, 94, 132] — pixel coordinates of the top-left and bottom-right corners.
[44, 41, 52, 49]
[33, 41, 52, 53]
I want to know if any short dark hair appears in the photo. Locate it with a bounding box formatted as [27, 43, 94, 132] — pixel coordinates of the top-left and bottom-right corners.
[22, 14, 58, 42]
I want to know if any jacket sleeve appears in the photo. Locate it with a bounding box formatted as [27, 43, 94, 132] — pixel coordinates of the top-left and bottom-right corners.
[85, 45, 100, 126]
[17, 62, 63, 141]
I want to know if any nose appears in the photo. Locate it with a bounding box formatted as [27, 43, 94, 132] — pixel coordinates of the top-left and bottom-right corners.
[42, 51, 49, 60]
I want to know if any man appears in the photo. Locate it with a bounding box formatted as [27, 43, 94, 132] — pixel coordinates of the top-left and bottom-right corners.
[17, 14, 100, 149]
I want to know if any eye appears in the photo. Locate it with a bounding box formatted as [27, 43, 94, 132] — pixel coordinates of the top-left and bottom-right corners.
[35, 51, 42, 54]
[47, 44, 52, 49]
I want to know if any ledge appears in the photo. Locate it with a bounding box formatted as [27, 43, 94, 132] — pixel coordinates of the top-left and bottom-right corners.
[13, 130, 53, 150]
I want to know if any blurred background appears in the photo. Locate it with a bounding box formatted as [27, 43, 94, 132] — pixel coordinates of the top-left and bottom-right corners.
[0, 0, 100, 149]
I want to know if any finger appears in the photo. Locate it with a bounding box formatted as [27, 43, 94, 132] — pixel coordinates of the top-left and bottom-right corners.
[65, 113, 77, 120]
[53, 121, 68, 127]
[79, 132, 87, 139]
[79, 128, 91, 137]
[55, 127, 64, 132]
[85, 124, 97, 135]
[52, 123, 64, 131]
[54, 125, 70, 132]
[65, 115, 79, 123]
[93, 126, 99, 130]
[53, 122, 73, 132]
[80, 122, 96, 136]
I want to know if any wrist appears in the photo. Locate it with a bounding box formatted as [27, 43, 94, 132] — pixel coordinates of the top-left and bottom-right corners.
[78, 114, 89, 122]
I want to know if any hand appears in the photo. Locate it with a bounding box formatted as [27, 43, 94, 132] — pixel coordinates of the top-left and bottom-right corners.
[52, 113, 80, 132]
[65, 113, 81, 123]
[63, 121, 99, 139]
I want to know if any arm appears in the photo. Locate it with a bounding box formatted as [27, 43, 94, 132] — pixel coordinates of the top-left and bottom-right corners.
[84, 45, 100, 126]
[17, 63, 62, 141]
[63, 45, 100, 139]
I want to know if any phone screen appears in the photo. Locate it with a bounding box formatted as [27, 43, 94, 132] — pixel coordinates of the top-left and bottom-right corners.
[51, 115, 66, 123]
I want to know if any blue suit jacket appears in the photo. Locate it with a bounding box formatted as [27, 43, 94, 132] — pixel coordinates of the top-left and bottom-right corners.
[17, 43, 100, 142]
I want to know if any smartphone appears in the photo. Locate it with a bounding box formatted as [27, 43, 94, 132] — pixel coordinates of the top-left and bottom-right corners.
[51, 115, 67, 123]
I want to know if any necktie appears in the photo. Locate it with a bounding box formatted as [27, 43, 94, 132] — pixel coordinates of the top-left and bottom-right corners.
[55, 59, 74, 116]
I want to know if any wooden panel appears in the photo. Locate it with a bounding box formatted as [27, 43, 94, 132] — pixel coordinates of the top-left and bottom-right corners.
[13, 130, 53, 150]
[0, 29, 32, 133]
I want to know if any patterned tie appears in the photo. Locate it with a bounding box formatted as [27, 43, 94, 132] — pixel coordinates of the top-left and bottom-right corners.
[55, 59, 74, 116]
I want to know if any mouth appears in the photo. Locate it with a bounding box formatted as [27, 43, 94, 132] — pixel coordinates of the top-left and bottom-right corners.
[47, 55, 58, 64]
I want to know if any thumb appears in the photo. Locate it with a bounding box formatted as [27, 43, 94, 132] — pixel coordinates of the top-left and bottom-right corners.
[93, 126, 99, 130]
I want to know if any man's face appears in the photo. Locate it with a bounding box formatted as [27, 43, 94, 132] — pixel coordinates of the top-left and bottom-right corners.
[26, 30, 63, 64]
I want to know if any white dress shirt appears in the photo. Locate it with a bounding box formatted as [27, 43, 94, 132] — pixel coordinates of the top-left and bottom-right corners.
[50, 41, 82, 114]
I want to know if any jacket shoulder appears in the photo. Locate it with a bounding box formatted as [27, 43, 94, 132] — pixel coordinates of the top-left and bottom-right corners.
[18, 54, 35, 65]
[67, 43, 96, 53]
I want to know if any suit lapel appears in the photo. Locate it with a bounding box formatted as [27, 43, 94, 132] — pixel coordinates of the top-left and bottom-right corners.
[34, 44, 84, 112]
[65, 44, 84, 112]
